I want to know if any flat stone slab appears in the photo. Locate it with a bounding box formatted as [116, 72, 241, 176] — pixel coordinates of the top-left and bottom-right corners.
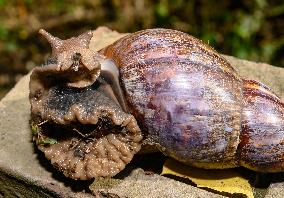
[0, 27, 283, 198]
[224, 55, 284, 99]
[266, 183, 284, 198]
[90, 168, 223, 198]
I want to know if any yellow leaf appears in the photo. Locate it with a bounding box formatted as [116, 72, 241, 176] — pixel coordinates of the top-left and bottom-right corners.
[162, 158, 254, 198]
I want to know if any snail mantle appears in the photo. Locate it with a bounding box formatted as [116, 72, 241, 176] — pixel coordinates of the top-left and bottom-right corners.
[0, 27, 283, 197]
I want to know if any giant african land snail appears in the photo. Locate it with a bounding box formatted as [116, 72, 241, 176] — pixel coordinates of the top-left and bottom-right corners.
[29, 28, 284, 180]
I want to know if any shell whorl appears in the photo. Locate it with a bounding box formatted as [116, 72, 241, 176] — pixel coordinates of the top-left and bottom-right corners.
[239, 79, 284, 172]
[102, 28, 243, 169]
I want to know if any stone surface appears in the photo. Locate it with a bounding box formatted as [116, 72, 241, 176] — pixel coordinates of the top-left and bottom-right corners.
[90, 168, 224, 198]
[0, 27, 283, 198]
[224, 55, 284, 99]
[266, 183, 284, 198]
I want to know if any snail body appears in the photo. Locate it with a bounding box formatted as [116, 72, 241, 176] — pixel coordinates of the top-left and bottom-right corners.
[29, 28, 284, 180]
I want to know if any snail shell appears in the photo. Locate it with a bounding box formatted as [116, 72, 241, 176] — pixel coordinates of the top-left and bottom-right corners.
[101, 29, 244, 169]
[29, 28, 284, 180]
[239, 79, 284, 172]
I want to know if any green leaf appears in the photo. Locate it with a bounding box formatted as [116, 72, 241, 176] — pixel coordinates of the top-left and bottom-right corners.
[0, 0, 6, 7]
[156, 3, 168, 18]
[38, 138, 58, 145]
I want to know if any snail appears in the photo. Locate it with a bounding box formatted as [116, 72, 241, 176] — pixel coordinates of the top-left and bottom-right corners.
[29, 28, 284, 180]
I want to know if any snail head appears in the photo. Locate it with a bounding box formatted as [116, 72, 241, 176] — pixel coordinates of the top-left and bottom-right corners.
[29, 30, 142, 180]
[38, 29, 103, 88]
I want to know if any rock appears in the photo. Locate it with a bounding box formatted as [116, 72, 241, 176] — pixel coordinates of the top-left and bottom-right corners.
[266, 183, 284, 198]
[224, 55, 284, 99]
[90, 168, 224, 198]
[0, 26, 283, 197]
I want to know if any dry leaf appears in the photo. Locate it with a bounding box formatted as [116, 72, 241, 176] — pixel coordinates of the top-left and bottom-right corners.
[162, 158, 254, 198]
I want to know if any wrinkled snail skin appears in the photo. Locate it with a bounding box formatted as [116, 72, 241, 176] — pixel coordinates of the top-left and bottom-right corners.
[30, 29, 143, 180]
[29, 28, 284, 180]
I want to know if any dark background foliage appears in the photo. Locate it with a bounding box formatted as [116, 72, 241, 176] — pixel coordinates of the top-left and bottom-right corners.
[0, 0, 283, 98]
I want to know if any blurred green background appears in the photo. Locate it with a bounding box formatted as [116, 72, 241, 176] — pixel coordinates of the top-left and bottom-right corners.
[0, 0, 283, 98]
